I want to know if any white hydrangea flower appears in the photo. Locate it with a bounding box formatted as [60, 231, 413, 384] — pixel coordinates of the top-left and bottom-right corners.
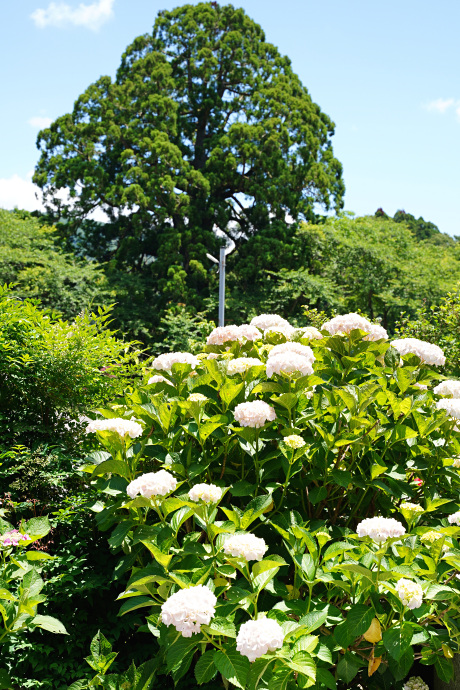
[160, 585, 217, 637]
[284, 435, 306, 449]
[207, 353, 220, 360]
[223, 533, 268, 561]
[234, 401, 276, 428]
[268, 342, 315, 363]
[188, 393, 208, 402]
[85, 418, 143, 439]
[396, 578, 423, 609]
[126, 470, 177, 499]
[356, 517, 406, 542]
[266, 352, 314, 378]
[391, 338, 445, 366]
[250, 314, 291, 332]
[297, 326, 323, 340]
[421, 530, 442, 544]
[322, 313, 387, 339]
[152, 352, 200, 371]
[400, 502, 424, 514]
[148, 374, 169, 384]
[414, 382, 428, 390]
[236, 618, 284, 662]
[207, 325, 241, 345]
[238, 324, 262, 341]
[448, 511, 460, 526]
[434, 380, 460, 398]
[452, 456, 460, 468]
[403, 677, 429, 690]
[436, 398, 460, 420]
[227, 357, 264, 375]
[189, 483, 222, 504]
[264, 325, 296, 340]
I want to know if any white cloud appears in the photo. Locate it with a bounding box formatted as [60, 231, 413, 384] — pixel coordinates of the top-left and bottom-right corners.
[0, 173, 44, 212]
[28, 116, 53, 129]
[31, 0, 114, 31]
[425, 98, 455, 114]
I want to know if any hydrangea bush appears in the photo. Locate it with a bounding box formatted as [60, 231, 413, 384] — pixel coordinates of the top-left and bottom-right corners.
[82, 313, 460, 689]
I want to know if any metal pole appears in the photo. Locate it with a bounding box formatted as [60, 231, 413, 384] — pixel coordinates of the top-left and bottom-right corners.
[218, 246, 226, 327]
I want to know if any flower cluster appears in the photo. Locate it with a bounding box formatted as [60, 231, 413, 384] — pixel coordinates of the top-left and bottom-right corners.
[297, 326, 322, 340]
[434, 380, 460, 398]
[322, 313, 387, 339]
[160, 585, 217, 637]
[234, 401, 276, 428]
[223, 533, 268, 561]
[395, 578, 423, 609]
[356, 517, 406, 542]
[264, 325, 295, 340]
[400, 502, 424, 515]
[148, 374, 169, 384]
[1, 530, 30, 547]
[403, 677, 429, 690]
[227, 357, 264, 375]
[85, 418, 143, 439]
[152, 352, 200, 371]
[448, 511, 460, 526]
[268, 341, 315, 363]
[284, 434, 306, 449]
[390, 338, 446, 366]
[126, 470, 177, 499]
[266, 352, 314, 378]
[421, 530, 442, 544]
[452, 457, 460, 468]
[250, 314, 291, 332]
[207, 324, 262, 345]
[436, 398, 460, 420]
[188, 393, 208, 402]
[236, 618, 285, 662]
[189, 483, 222, 504]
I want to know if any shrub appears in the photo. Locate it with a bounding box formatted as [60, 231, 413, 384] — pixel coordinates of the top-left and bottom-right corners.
[79, 317, 460, 689]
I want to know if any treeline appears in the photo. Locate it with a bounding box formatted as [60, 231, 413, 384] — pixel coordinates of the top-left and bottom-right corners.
[1, 206, 458, 351]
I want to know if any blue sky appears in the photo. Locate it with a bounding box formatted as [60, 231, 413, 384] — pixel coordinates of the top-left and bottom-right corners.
[1, 0, 459, 234]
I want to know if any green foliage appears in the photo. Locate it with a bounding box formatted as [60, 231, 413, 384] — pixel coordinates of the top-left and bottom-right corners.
[0, 285, 142, 445]
[0, 209, 108, 320]
[33, 2, 344, 313]
[395, 286, 460, 377]
[84, 325, 460, 689]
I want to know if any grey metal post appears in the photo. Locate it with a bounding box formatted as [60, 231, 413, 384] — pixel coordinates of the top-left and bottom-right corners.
[218, 246, 226, 327]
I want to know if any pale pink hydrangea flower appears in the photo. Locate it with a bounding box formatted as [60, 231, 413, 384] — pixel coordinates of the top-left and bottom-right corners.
[85, 418, 143, 438]
[189, 483, 222, 503]
[323, 313, 379, 336]
[264, 325, 296, 340]
[1, 530, 30, 547]
[152, 352, 200, 371]
[227, 357, 264, 375]
[363, 323, 388, 341]
[126, 470, 177, 499]
[448, 511, 460, 526]
[356, 517, 406, 542]
[391, 338, 445, 366]
[160, 585, 217, 637]
[234, 401, 276, 428]
[236, 618, 284, 662]
[207, 325, 241, 345]
[250, 314, 291, 332]
[237, 324, 262, 341]
[223, 533, 267, 561]
[434, 380, 460, 398]
[266, 352, 314, 378]
[148, 374, 169, 384]
[436, 399, 460, 421]
[297, 326, 323, 340]
[395, 579, 423, 609]
[268, 342, 315, 363]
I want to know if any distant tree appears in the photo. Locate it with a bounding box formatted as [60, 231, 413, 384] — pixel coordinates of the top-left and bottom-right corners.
[376, 207, 454, 245]
[33, 1, 344, 311]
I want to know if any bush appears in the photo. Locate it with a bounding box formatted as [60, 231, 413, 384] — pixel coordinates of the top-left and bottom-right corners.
[0, 285, 143, 446]
[80, 316, 460, 689]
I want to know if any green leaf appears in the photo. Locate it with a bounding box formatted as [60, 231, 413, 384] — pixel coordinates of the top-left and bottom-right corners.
[0, 589, 16, 601]
[166, 636, 196, 676]
[202, 617, 236, 638]
[0, 669, 12, 690]
[286, 651, 316, 680]
[268, 667, 293, 690]
[24, 516, 51, 539]
[91, 458, 130, 479]
[247, 657, 276, 690]
[25, 551, 55, 561]
[241, 494, 273, 529]
[425, 498, 453, 512]
[322, 541, 358, 561]
[33, 615, 68, 634]
[220, 381, 244, 407]
[392, 646, 414, 681]
[213, 649, 250, 690]
[346, 605, 375, 638]
[118, 596, 154, 616]
[435, 655, 454, 683]
[316, 668, 337, 689]
[382, 624, 413, 661]
[336, 652, 362, 683]
[298, 609, 328, 633]
[195, 651, 217, 685]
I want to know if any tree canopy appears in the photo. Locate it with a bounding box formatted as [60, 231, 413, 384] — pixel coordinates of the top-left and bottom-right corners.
[33, 1, 344, 309]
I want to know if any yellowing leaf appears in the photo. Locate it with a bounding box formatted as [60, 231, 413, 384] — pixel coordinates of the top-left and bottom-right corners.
[363, 618, 382, 644]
